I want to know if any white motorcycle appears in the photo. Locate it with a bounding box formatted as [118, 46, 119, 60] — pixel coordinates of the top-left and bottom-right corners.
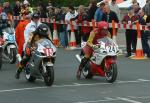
[2, 27, 17, 64]
[24, 38, 56, 86]
[76, 37, 119, 83]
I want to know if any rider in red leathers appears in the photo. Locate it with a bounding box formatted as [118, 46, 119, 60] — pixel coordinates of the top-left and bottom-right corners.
[76, 21, 110, 79]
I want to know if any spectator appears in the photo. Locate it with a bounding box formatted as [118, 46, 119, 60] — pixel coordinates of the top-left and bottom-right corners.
[0, 3, 3, 14]
[47, 6, 55, 35]
[54, 7, 67, 48]
[132, 2, 141, 14]
[3, 2, 12, 14]
[138, 9, 150, 57]
[65, 6, 79, 46]
[37, 5, 47, 18]
[13, 0, 21, 28]
[109, 0, 121, 21]
[94, 1, 105, 22]
[88, 0, 97, 21]
[77, 5, 91, 42]
[143, 0, 150, 16]
[122, 7, 139, 57]
[102, 4, 119, 38]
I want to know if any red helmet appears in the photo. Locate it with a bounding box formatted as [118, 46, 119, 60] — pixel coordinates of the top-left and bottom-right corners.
[98, 21, 109, 30]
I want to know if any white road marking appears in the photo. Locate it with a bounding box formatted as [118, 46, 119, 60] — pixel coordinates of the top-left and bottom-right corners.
[0, 79, 150, 93]
[0, 86, 47, 93]
[117, 97, 142, 103]
[77, 98, 118, 103]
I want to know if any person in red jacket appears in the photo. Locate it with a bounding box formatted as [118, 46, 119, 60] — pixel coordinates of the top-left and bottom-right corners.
[15, 15, 31, 57]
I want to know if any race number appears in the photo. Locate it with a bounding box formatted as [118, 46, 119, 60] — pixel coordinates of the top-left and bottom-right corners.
[106, 45, 116, 53]
[43, 48, 53, 57]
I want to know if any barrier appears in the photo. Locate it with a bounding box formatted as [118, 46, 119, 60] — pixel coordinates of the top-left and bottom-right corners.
[69, 20, 77, 50]
[131, 22, 147, 60]
[53, 19, 59, 47]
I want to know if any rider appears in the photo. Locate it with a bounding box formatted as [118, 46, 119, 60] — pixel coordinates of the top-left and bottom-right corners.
[15, 23, 52, 79]
[0, 12, 11, 37]
[77, 21, 110, 78]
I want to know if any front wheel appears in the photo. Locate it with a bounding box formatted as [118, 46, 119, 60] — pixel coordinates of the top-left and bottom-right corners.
[43, 66, 54, 86]
[105, 63, 118, 83]
[9, 48, 17, 64]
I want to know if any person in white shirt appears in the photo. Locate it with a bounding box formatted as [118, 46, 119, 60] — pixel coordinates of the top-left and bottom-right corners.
[23, 12, 42, 51]
[65, 6, 80, 46]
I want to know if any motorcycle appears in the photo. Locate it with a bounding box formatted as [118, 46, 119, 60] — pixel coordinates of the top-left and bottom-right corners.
[76, 37, 119, 83]
[24, 38, 56, 86]
[2, 27, 17, 64]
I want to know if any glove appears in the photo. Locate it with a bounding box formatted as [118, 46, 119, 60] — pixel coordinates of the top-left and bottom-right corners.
[92, 45, 100, 49]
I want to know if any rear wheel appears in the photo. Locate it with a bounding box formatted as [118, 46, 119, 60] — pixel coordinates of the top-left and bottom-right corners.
[9, 48, 16, 64]
[43, 66, 54, 86]
[105, 63, 117, 83]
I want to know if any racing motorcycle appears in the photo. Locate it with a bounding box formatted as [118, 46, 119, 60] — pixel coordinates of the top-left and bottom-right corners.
[76, 37, 119, 83]
[2, 27, 17, 64]
[24, 38, 56, 86]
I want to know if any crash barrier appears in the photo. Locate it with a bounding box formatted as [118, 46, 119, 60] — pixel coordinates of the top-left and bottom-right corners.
[11, 15, 150, 59]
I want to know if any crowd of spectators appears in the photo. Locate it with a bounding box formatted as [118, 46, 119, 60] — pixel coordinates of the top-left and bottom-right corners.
[0, 0, 150, 57]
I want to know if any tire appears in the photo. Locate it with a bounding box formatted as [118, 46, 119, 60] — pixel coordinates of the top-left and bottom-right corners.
[43, 66, 54, 86]
[105, 63, 118, 83]
[9, 48, 16, 64]
[26, 74, 36, 82]
[82, 62, 93, 79]
[0, 48, 2, 70]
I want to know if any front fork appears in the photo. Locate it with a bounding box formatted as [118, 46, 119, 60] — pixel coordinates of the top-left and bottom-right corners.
[104, 56, 117, 72]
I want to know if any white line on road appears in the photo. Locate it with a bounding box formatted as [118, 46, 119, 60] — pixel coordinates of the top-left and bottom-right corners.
[0, 86, 47, 93]
[0, 79, 150, 93]
[76, 97, 145, 103]
[117, 97, 142, 103]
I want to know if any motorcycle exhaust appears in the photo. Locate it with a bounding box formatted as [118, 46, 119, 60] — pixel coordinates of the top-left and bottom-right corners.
[75, 54, 81, 63]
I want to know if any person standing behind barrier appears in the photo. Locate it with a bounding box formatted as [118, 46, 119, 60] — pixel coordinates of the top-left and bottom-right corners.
[138, 9, 150, 58]
[143, 0, 150, 16]
[132, 2, 141, 15]
[13, 0, 21, 28]
[102, 4, 119, 38]
[3, 2, 12, 14]
[54, 7, 68, 48]
[94, 1, 105, 22]
[77, 5, 91, 42]
[88, 0, 97, 20]
[65, 6, 79, 46]
[109, 0, 121, 21]
[122, 7, 139, 57]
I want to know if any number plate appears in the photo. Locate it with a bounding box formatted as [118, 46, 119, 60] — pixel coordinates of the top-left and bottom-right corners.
[7, 35, 15, 41]
[106, 45, 116, 53]
[43, 48, 53, 57]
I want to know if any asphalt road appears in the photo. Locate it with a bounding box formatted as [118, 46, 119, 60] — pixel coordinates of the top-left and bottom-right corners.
[0, 48, 150, 103]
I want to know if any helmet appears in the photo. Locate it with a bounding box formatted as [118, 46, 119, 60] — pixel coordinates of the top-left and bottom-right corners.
[98, 21, 109, 30]
[35, 24, 49, 36]
[0, 12, 7, 23]
[32, 12, 40, 19]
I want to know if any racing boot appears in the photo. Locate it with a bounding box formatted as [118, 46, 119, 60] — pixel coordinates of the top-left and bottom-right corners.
[15, 64, 23, 79]
[76, 57, 89, 79]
